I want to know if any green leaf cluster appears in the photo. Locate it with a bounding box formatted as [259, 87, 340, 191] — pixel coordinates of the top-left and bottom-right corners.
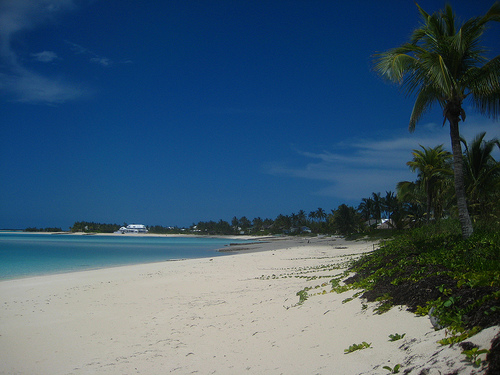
[388, 333, 406, 342]
[462, 347, 490, 367]
[344, 341, 371, 354]
[383, 364, 401, 373]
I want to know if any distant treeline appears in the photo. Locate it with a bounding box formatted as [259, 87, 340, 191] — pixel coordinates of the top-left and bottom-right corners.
[68, 222, 183, 234]
[25, 227, 63, 232]
[70, 221, 121, 233]
[26, 132, 500, 238]
[148, 225, 183, 234]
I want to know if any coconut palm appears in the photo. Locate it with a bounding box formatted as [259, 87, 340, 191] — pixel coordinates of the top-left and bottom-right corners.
[371, 192, 382, 223]
[332, 204, 361, 235]
[407, 145, 453, 222]
[296, 210, 308, 226]
[315, 207, 327, 222]
[383, 191, 405, 229]
[358, 197, 374, 222]
[396, 180, 426, 226]
[374, 3, 500, 238]
[462, 132, 500, 218]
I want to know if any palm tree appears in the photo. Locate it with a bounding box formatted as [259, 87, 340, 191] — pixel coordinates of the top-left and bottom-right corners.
[358, 197, 374, 222]
[231, 216, 239, 232]
[332, 204, 361, 235]
[407, 145, 453, 222]
[374, 3, 500, 238]
[273, 214, 291, 233]
[252, 217, 264, 232]
[371, 192, 382, 223]
[383, 191, 404, 229]
[315, 207, 327, 222]
[308, 210, 317, 222]
[462, 132, 500, 218]
[296, 210, 307, 226]
[396, 180, 426, 227]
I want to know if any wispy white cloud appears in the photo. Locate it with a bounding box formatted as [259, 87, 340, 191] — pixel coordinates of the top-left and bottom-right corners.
[66, 41, 113, 67]
[90, 57, 111, 66]
[266, 118, 500, 202]
[0, 0, 76, 38]
[31, 50, 59, 62]
[0, 0, 84, 103]
[0, 67, 85, 103]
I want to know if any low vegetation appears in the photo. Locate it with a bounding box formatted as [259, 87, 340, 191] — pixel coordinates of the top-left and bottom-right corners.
[347, 220, 500, 330]
[382, 364, 401, 374]
[342, 219, 500, 372]
[344, 341, 372, 354]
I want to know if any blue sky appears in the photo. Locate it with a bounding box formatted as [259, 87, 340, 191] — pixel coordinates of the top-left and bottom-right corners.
[1, 0, 499, 229]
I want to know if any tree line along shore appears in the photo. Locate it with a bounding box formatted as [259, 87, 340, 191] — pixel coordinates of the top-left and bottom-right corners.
[25, 130, 500, 238]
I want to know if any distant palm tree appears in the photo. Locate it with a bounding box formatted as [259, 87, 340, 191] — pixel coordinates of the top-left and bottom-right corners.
[374, 3, 500, 238]
[396, 181, 426, 226]
[252, 217, 264, 232]
[383, 191, 404, 229]
[358, 197, 374, 222]
[407, 145, 453, 222]
[315, 207, 327, 222]
[297, 210, 307, 225]
[462, 132, 500, 218]
[371, 192, 382, 223]
[332, 204, 361, 235]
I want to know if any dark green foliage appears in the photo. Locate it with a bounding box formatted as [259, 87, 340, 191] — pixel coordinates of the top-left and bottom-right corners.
[462, 132, 500, 221]
[70, 221, 121, 233]
[348, 219, 500, 333]
[148, 225, 183, 234]
[25, 227, 63, 232]
[331, 204, 362, 235]
[194, 219, 234, 235]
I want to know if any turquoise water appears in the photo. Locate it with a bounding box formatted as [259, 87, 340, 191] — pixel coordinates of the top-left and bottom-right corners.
[0, 233, 244, 280]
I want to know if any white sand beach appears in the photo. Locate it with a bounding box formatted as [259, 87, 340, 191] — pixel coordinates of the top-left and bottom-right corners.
[0, 236, 498, 374]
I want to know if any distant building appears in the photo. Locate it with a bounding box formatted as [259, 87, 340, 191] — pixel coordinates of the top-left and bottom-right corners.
[364, 219, 394, 230]
[116, 224, 148, 234]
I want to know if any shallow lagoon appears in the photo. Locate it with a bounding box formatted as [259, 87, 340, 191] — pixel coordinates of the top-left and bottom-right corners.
[0, 232, 244, 280]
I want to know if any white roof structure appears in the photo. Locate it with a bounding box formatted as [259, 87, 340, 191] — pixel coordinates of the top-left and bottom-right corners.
[117, 224, 148, 233]
[127, 224, 147, 229]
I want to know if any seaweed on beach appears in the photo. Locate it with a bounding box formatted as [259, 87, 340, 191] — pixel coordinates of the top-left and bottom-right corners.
[343, 223, 500, 373]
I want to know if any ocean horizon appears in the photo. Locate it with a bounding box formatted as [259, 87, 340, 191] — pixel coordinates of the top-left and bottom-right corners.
[0, 232, 246, 280]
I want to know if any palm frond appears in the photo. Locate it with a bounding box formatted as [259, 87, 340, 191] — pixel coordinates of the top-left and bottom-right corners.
[409, 87, 440, 132]
[415, 3, 430, 21]
[467, 55, 500, 119]
[373, 46, 419, 83]
[443, 4, 456, 36]
[481, 2, 500, 23]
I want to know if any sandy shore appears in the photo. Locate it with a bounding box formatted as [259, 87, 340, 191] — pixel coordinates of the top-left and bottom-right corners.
[0, 236, 498, 374]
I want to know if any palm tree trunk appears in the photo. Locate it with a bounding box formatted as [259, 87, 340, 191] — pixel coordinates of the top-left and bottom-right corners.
[449, 119, 474, 238]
